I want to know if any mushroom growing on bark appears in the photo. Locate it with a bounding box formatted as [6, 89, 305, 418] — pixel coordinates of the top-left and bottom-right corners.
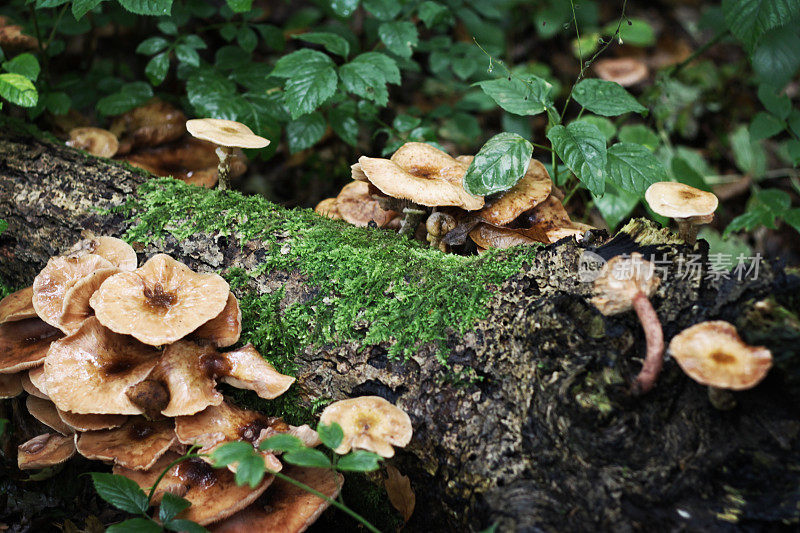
[426, 211, 458, 251]
[18, 433, 76, 469]
[186, 118, 269, 190]
[0, 286, 37, 323]
[475, 158, 553, 226]
[0, 317, 63, 374]
[0, 372, 23, 399]
[110, 98, 186, 154]
[217, 343, 296, 400]
[76, 418, 177, 470]
[66, 127, 120, 158]
[593, 58, 649, 86]
[335, 180, 398, 228]
[26, 396, 74, 436]
[319, 396, 413, 458]
[591, 253, 663, 394]
[67, 236, 138, 271]
[192, 293, 242, 348]
[645, 182, 718, 245]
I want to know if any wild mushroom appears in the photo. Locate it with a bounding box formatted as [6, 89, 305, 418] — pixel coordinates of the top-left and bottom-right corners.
[0, 372, 23, 399]
[90, 253, 230, 346]
[26, 396, 74, 436]
[468, 222, 543, 250]
[0, 286, 36, 323]
[335, 180, 398, 228]
[66, 127, 120, 158]
[186, 118, 269, 190]
[58, 409, 127, 432]
[644, 182, 718, 245]
[192, 293, 242, 348]
[26, 366, 47, 398]
[425, 211, 458, 251]
[67, 236, 138, 271]
[314, 198, 342, 220]
[217, 343, 295, 400]
[76, 418, 177, 470]
[0, 317, 63, 374]
[591, 253, 663, 394]
[593, 58, 649, 86]
[475, 158, 553, 226]
[319, 396, 412, 458]
[20, 370, 47, 399]
[110, 98, 187, 154]
[18, 433, 76, 469]
[60, 267, 121, 335]
[668, 321, 773, 410]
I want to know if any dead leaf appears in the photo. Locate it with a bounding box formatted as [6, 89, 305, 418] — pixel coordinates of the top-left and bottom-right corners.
[385, 464, 415, 524]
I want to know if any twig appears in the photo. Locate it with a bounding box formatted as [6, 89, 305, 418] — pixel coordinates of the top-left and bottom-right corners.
[666, 30, 729, 78]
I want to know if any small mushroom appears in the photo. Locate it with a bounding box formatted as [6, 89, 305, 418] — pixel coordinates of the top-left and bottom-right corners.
[66, 236, 138, 271]
[336, 181, 398, 228]
[18, 433, 76, 470]
[20, 370, 47, 399]
[60, 267, 121, 334]
[110, 98, 187, 154]
[90, 254, 230, 346]
[314, 198, 342, 220]
[26, 396, 74, 436]
[27, 366, 48, 397]
[0, 372, 23, 399]
[425, 211, 458, 251]
[76, 418, 177, 470]
[0, 16, 39, 51]
[186, 118, 269, 190]
[218, 344, 296, 400]
[0, 286, 37, 323]
[468, 223, 545, 250]
[66, 127, 120, 158]
[593, 58, 649, 86]
[192, 293, 242, 348]
[0, 317, 63, 374]
[591, 253, 664, 394]
[644, 182, 718, 245]
[476, 158, 553, 226]
[319, 396, 412, 458]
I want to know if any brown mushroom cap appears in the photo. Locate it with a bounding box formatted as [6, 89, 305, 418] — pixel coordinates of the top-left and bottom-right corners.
[218, 344, 296, 400]
[18, 433, 76, 470]
[591, 253, 660, 315]
[33, 254, 114, 330]
[668, 321, 773, 390]
[60, 267, 121, 335]
[66, 127, 120, 158]
[0, 286, 37, 323]
[476, 159, 553, 225]
[115, 453, 273, 526]
[67, 236, 138, 272]
[593, 58, 649, 86]
[319, 396, 412, 458]
[43, 317, 160, 415]
[58, 409, 127, 432]
[90, 254, 230, 346]
[27, 365, 47, 396]
[20, 369, 47, 399]
[644, 182, 718, 219]
[210, 466, 344, 533]
[110, 98, 187, 154]
[26, 396, 74, 436]
[336, 181, 398, 228]
[0, 372, 23, 399]
[314, 198, 342, 220]
[186, 119, 270, 149]
[192, 293, 242, 348]
[0, 17, 39, 51]
[468, 223, 541, 250]
[76, 418, 176, 470]
[0, 317, 63, 373]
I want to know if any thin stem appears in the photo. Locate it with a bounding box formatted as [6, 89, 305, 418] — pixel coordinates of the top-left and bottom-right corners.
[216, 146, 234, 190]
[667, 30, 729, 78]
[630, 292, 664, 395]
[531, 142, 553, 153]
[562, 180, 581, 205]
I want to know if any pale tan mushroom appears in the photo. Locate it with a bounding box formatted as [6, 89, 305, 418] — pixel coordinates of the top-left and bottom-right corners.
[66, 127, 120, 158]
[314, 198, 342, 220]
[593, 58, 649, 86]
[644, 182, 719, 245]
[76, 418, 176, 470]
[319, 396, 412, 458]
[110, 98, 187, 154]
[476, 159, 553, 226]
[20, 370, 47, 399]
[351, 162, 368, 182]
[218, 344, 296, 400]
[390, 142, 469, 189]
[27, 366, 47, 397]
[18, 433, 76, 469]
[26, 396, 73, 436]
[67, 236, 138, 271]
[0, 317, 63, 373]
[0, 16, 39, 51]
[0, 286, 36, 323]
[336, 181, 398, 228]
[192, 293, 242, 348]
[43, 317, 160, 415]
[0, 372, 23, 399]
[90, 254, 230, 346]
[60, 267, 121, 335]
[425, 211, 458, 251]
[58, 409, 127, 432]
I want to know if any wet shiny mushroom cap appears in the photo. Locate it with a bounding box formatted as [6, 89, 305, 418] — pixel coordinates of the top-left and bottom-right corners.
[668, 321, 773, 390]
[593, 57, 649, 86]
[26, 396, 74, 436]
[60, 267, 121, 335]
[192, 293, 242, 348]
[90, 254, 230, 346]
[591, 253, 660, 315]
[110, 98, 187, 153]
[0, 372, 23, 399]
[319, 396, 412, 458]
[468, 223, 542, 250]
[0, 317, 63, 373]
[314, 197, 342, 220]
[186, 118, 270, 149]
[76, 418, 177, 470]
[336, 180, 398, 228]
[66, 127, 120, 158]
[644, 182, 718, 220]
[67, 236, 138, 271]
[0, 286, 37, 323]
[217, 343, 295, 400]
[476, 159, 553, 226]
[390, 142, 468, 188]
[18, 433, 76, 470]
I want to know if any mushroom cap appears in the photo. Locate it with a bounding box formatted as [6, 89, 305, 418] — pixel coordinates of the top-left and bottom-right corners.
[319, 396, 412, 458]
[476, 159, 553, 225]
[210, 465, 344, 533]
[27, 365, 47, 396]
[192, 293, 242, 348]
[26, 396, 74, 436]
[351, 162, 368, 182]
[0, 372, 23, 399]
[33, 254, 114, 330]
[591, 253, 660, 315]
[0, 317, 63, 373]
[390, 142, 466, 188]
[186, 118, 270, 149]
[90, 254, 230, 346]
[20, 369, 47, 399]
[58, 409, 127, 432]
[110, 98, 187, 154]
[0, 286, 37, 323]
[668, 321, 773, 390]
[218, 343, 296, 400]
[644, 182, 718, 219]
[0, 18, 39, 51]
[593, 58, 649, 87]
[115, 453, 273, 526]
[76, 418, 176, 470]
[468, 223, 541, 250]
[336, 181, 398, 228]
[43, 317, 160, 414]
[18, 433, 76, 470]
[67, 236, 138, 271]
[314, 198, 342, 220]
[60, 267, 121, 335]
[66, 127, 120, 158]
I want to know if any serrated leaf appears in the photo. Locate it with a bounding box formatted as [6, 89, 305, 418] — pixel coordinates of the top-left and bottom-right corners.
[159, 492, 190, 523]
[378, 21, 418, 58]
[337, 450, 382, 471]
[606, 142, 666, 195]
[136, 36, 170, 55]
[283, 447, 332, 469]
[618, 124, 659, 151]
[3, 53, 40, 81]
[145, 52, 170, 85]
[186, 70, 239, 119]
[329, 104, 359, 146]
[463, 132, 533, 196]
[117, 0, 173, 16]
[749, 111, 785, 140]
[339, 52, 399, 106]
[272, 49, 337, 118]
[286, 112, 326, 153]
[547, 122, 608, 196]
[259, 433, 305, 453]
[593, 182, 639, 231]
[0, 73, 38, 108]
[670, 157, 710, 191]
[364, 0, 401, 20]
[72, 0, 105, 19]
[235, 452, 269, 487]
[571, 79, 646, 116]
[752, 26, 800, 87]
[721, 0, 800, 49]
[294, 32, 350, 58]
[107, 518, 162, 533]
[211, 441, 255, 468]
[476, 75, 553, 117]
[90, 473, 149, 515]
[331, 0, 359, 17]
[175, 43, 200, 66]
[317, 422, 344, 450]
[226, 0, 253, 13]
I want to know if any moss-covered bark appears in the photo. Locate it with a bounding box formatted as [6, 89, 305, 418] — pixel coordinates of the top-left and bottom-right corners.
[2, 124, 800, 531]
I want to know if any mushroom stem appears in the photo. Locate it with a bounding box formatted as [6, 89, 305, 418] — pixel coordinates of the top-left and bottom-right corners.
[630, 291, 664, 395]
[215, 146, 234, 190]
[707, 386, 737, 410]
[398, 206, 426, 238]
[677, 220, 698, 246]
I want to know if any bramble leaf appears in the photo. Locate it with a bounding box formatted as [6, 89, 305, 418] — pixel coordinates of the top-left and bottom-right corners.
[463, 132, 533, 196]
[547, 122, 608, 196]
[571, 79, 646, 116]
[476, 75, 553, 117]
[90, 472, 149, 515]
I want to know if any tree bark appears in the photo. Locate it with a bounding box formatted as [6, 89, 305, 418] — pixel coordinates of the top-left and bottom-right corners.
[2, 123, 800, 532]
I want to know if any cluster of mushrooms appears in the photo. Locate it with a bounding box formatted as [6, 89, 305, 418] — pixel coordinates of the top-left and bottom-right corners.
[315, 142, 594, 252]
[0, 236, 413, 529]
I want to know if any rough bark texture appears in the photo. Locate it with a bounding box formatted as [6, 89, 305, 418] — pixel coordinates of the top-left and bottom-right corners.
[2, 124, 800, 532]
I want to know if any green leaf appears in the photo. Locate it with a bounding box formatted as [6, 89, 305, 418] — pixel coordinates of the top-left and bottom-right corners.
[211, 441, 255, 468]
[294, 32, 350, 58]
[574, 115, 615, 141]
[182, 34, 207, 50]
[339, 52, 400, 106]
[730, 124, 767, 178]
[136, 36, 170, 55]
[145, 52, 170, 85]
[3, 53, 40, 81]
[90, 472, 149, 515]
[670, 157, 710, 191]
[593, 182, 639, 231]
[618, 124, 659, 151]
[393, 114, 421, 132]
[259, 433, 305, 453]
[157, 21, 178, 35]
[235, 451, 269, 487]
[758, 84, 791, 119]
[571, 79, 646, 116]
[283, 448, 332, 469]
[96, 81, 153, 115]
[757, 187, 792, 213]
[164, 520, 208, 533]
[789, 109, 800, 137]
[475, 75, 553, 117]
[175, 43, 200, 66]
[331, 0, 359, 17]
[44, 91, 70, 115]
[186, 71, 238, 118]
[752, 26, 800, 87]
[337, 450, 382, 471]
[605, 142, 666, 195]
[107, 518, 162, 533]
[784, 208, 800, 234]
[328, 104, 359, 146]
[725, 205, 775, 235]
[378, 21, 419, 58]
[463, 132, 534, 196]
[363, 0, 401, 20]
[237, 28, 258, 53]
[749, 111, 785, 140]
[159, 492, 191, 523]
[547, 122, 608, 196]
[272, 49, 337, 118]
[603, 18, 656, 46]
[0, 73, 38, 108]
[117, 0, 173, 16]
[286, 112, 326, 153]
[0, 220, 6, 236]
[721, 0, 800, 49]
[783, 139, 800, 165]
[418, 1, 449, 28]
[72, 0, 105, 19]
[226, 0, 253, 13]
[317, 422, 344, 450]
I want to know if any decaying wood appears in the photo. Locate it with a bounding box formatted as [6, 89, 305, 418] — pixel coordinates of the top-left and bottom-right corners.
[2, 124, 800, 532]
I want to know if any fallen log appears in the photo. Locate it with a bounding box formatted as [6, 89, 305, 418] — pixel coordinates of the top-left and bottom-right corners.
[1, 122, 800, 531]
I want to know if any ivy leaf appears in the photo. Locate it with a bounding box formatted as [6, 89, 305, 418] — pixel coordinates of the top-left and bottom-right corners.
[571, 79, 646, 116]
[316, 422, 344, 450]
[286, 112, 326, 153]
[593, 182, 640, 231]
[475, 75, 553, 117]
[283, 448, 332, 469]
[90, 473, 149, 515]
[328, 103, 359, 146]
[136, 37, 169, 55]
[117, 0, 173, 16]
[0, 73, 38, 108]
[96, 81, 152, 115]
[547, 122, 608, 196]
[606, 142, 666, 195]
[107, 518, 162, 533]
[721, 0, 800, 50]
[259, 433, 305, 453]
[331, 0, 359, 17]
[225, 0, 253, 13]
[378, 21, 419, 58]
[72, 0, 105, 19]
[339, 52, 400, 106]
[294, 32, 350, 58]
[463, 132, 533, 196]
[364, 0, 402, 20]
[2, 53, 40, 81]
[159, 492, 191, 524]
[749, 111, 785, 140]
[337, 450, 383, 472]
[144, 52, 170, 85]
[271, 49, 338, 118]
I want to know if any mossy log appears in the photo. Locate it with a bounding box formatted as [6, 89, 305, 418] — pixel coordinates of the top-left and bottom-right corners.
[2, 124, 800, 532]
